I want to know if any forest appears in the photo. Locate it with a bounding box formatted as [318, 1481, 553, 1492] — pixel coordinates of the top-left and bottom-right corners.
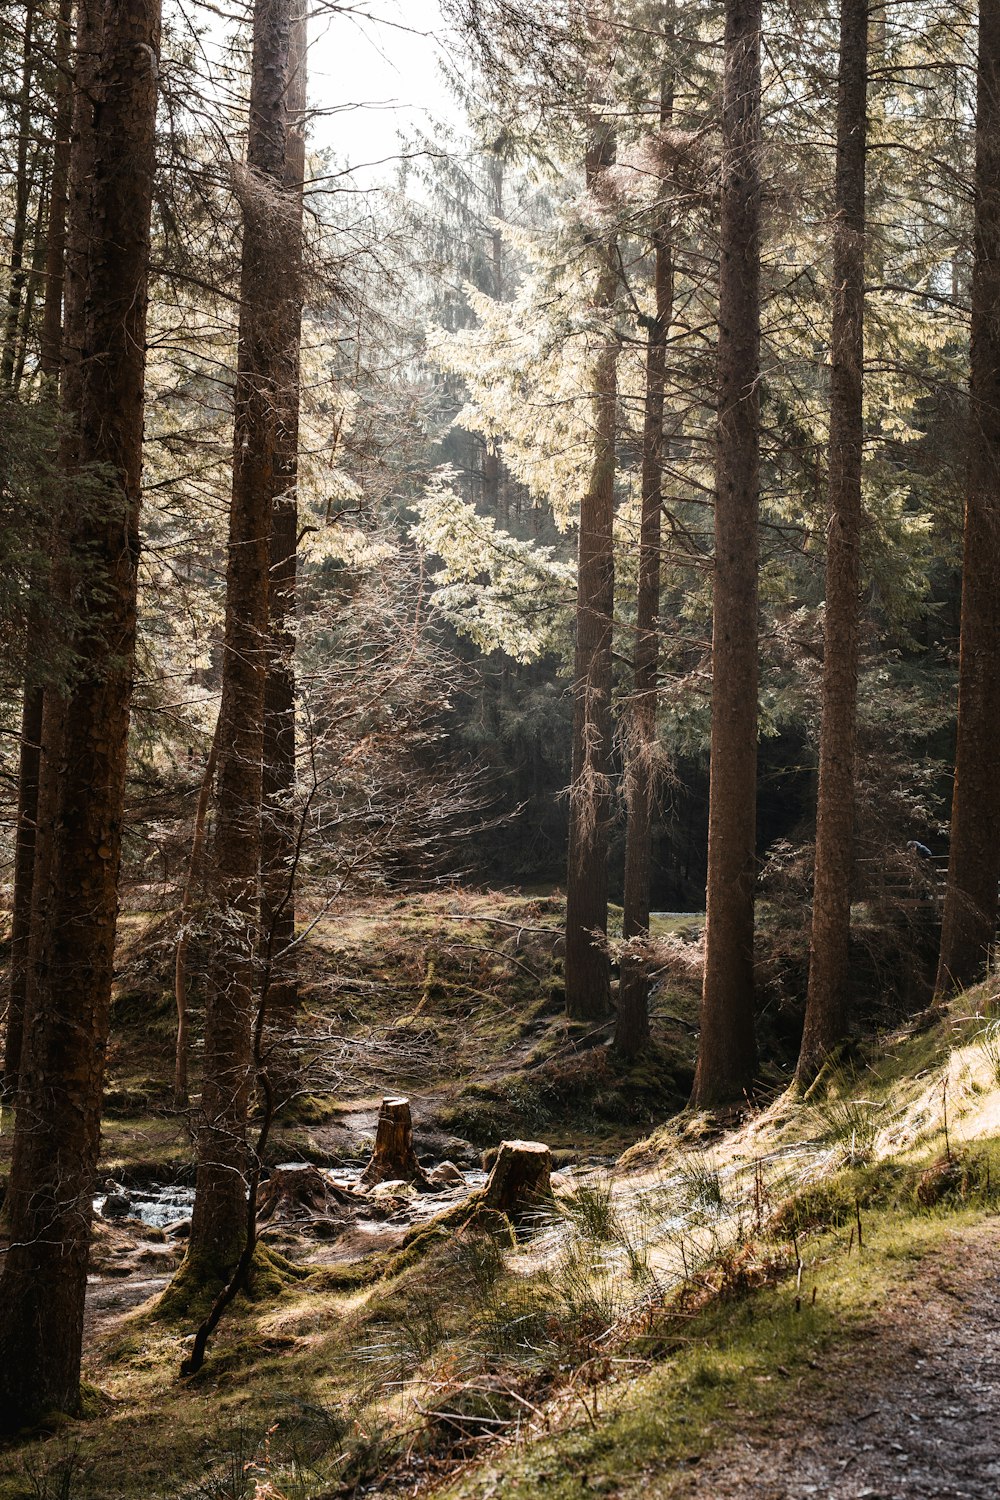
[1, 0, 1000, 1493]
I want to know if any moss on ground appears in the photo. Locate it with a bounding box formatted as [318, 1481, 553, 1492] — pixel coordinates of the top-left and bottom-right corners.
[6, 904, 1000, 1499]
[438, 1037, 694, 1151]
[441, 1195, 1000, 1500]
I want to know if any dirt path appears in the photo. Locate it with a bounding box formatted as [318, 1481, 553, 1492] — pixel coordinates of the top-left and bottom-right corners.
[672, 1220, 1000, 1500]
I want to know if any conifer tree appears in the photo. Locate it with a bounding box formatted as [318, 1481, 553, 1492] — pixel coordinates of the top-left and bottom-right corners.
[3, 0, 72, 1097]
[935, 0, 1000, 996]
[564, 5, 619, 1022]
[261, 0, 308, 1029]
[0, 0, 161, 1427]
[617, 7, 676, 1058]
[183, 0, 304, 1283]
[798, 0, 869, 1082]
[690, 0, 762, 1107]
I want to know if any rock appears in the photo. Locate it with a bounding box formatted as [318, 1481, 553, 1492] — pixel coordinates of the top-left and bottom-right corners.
[164, 1218, 191, 1238]
[426, 1160, 466, 1189]
[102, 1193, 133, 1219]
[370, 1179, 415, 1198]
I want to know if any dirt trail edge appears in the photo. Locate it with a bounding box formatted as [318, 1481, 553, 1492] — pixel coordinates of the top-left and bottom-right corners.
[673, 1219, 1000, 1500]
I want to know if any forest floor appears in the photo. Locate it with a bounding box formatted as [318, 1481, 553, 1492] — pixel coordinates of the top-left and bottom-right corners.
[672, 1219, 1000, 1500]
[2, 892, 1000, 1498]
[442, 1209, 1000, 1500]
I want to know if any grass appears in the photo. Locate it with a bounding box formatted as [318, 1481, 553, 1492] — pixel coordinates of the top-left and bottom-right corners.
[2, 1129, 998, 1500]
[7, 900, 1000, 1498]
[441, 1196, 1000, 1500]
[438, 1037, 695, 1152]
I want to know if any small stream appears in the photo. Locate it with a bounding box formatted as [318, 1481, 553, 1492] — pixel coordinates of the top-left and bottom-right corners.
[93, 1161, 489, 1233]
[94, 1183, 195, 1228]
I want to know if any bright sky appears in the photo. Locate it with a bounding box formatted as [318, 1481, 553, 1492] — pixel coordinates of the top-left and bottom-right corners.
[307, 0, 465, 184]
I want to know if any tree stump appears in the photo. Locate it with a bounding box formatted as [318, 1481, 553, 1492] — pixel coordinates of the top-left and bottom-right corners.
[360, 1097, 431, 1190]
[481, 1140, 552, 1216]
[256, 1164, 360, 1226]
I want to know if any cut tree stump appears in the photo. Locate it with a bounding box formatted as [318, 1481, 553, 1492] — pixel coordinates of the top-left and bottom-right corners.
[360, 1096, 431, 1190]
[481, 1140, 552, 1216]
[256, 1164, 361, 1225]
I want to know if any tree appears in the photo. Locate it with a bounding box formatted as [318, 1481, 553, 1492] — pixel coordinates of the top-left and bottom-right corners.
[182, 0, 303, 1284]
[564, 8, 619, 1023]
[935, 0, 1000, 997]
[0, 0, 161, 1427]
[3, 0, 72, 1098]
[616, 7, 676, 1058]
[261, 0, 307, 1031]
[690, 0, 762, 1108]
[797, 0, 869, 1083]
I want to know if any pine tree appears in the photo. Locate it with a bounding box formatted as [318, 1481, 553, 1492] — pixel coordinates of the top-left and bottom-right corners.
[183, 0, 303, 1283]
[0, 0, 161, 1427]
[690, 0, 762, 1108]
[935, 0, 1000, 996]
[564, 9, 619, 1023]
[3, 0, 72, 1098]
[261, 0, 307, 1032]
[798, 0, 869, 1082]
[617, 6, 676, 1058]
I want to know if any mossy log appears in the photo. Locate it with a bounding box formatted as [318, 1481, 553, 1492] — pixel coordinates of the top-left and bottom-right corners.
[361, 1096, 431, 1190]
[482, 1139, 552, 1215]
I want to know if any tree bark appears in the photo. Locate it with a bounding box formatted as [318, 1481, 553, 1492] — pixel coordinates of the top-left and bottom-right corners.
[935, 0, 1000, 997]
[4, 0, 73, 1099]
[174, 715, 221, 1106]
[482, 1139, 552, 1215]
[617, 26, 675, 1060]
[185, 0, 301, 1281]
[798, 0, 869, 1083]
[0, 0, 160, 1429]
[1, 0, 39, 389]
[4, 684, 42, 1097]
[360, 1096, 431, 1189]
[690, 0, 762, 1108]
[565, 110, 617, 1023]
[260, 0, 307, 1038]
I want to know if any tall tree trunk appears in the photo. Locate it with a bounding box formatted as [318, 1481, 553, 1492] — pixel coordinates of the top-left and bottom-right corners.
[690, 0, 762, 1108]
[483, 153, 503, 523]
[798, 0, 868, 1082]
[1, 0, 39, 388]
[0, 0, 160, 1430]
[12, 157, 50, 389]
[616, 30, 675, 1061]
[936, 0, 1000, 996]
[184, 0, 298, 1282]
[3, 0, 73, 1099]
[174, 715, 222, 1106]
[564, 112, 617, 1022]
[260, 0, 307, 1040]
